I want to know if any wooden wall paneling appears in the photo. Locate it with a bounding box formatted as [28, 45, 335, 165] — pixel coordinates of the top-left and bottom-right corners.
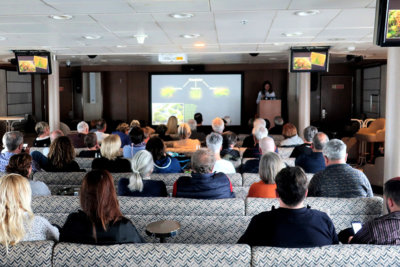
[127, 72, 148, 123]
[103, 71, 128, 121]
[59, 78, 73, 122]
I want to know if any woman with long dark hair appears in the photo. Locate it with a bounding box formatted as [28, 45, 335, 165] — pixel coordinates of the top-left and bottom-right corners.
[60, 169, 143, 244]
[256, 80, 276, 104]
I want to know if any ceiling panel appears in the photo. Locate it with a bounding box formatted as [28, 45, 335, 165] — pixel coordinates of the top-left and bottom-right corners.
[0, 15, 94, 24]
[271, 10, 340, 30]
[326, 8, 376, 28]
[314, 28, 373, 42]
[0, 22, 108, 34]
[219, 44, 258, 52]
[115, 31, 172, 45]
[44, 1, 134, 14]
[288, 0, 373, 9]
[0, 2, 57, 15]
[215, 11, 275, 43]
[129, 0, 210, 13]
[211, 0, 291, 11]
[92, 13, 160, 32]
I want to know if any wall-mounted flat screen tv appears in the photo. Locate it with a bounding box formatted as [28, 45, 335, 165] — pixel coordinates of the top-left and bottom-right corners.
[14, 50, 52, 74]
[289, 47, 329, 73]
[374, 0, 400, 46]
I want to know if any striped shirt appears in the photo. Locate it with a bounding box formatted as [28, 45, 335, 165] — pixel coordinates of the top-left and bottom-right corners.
[351, 211, 400, 245]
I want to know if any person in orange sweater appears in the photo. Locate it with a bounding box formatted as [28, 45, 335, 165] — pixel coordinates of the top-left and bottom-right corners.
[247, 152, 284, 198]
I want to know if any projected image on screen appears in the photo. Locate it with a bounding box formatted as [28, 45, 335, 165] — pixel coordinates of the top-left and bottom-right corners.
[151, 74, 242, 125]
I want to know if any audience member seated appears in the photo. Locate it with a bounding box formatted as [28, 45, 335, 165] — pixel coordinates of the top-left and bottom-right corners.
[92, 134, 131, 172]
[0, 174, 59, 249]
[112, 123, 131, 148]
[211, 117, 225, 134]
[295, 132, 329, 174]
[32, 136, 82, 172]
[194, 112, 210, 135]
[94, 119, 109, 145]
[0, 131, 27, 172]
[146, 136, 182, 173]
[280, 123, 304, 147]
[206, 133, 236, 174]
[6, 153, 50, 196]
[33, 121, 51, 147]
[221, 131, 240, 160]
[173, 148, 235, 199]
[247, 152, 284, 198]
[242, 136, 276, 173]
[78, 133, 100, 158]
[290, 125, 318, 158]
[308, 139, 373, 198]
[156, 124, 173, 142]
[166, 116, 179, 137]
[130, 119, 140, 128]
[268, 116, 284, 135]
[243, 126, 269, 158]
[187, 119, 206, 143]
[123, 127, 146, 159]
[238, 167, 338, 247]
[173, 123, 201, 150]
[118, 150, 168, 197]
[242, 118, 267, 148]
[60, 170, 143, 244]
[68, 121, 89, 148]
[343, 177, 400, 245]
[41, 130, 64, 157]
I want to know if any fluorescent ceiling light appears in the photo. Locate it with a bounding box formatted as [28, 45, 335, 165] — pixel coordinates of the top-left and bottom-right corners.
[83, 34, 102, 40]
[294, 10, 320, 16]
[49, 15, 73, 20]
[328, 38, 346, 41]
[281, 32, 303, 37]
[194, 42, 205, 47]
[181, 34, 200, 39]
[169, 13, 194, 19]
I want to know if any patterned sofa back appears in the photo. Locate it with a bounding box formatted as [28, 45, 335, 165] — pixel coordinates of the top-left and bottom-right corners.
[246, 197, 383, 231]
[74, 157, 94, 169]
[53, 243, 251, 267]
[252, 245, 400, 267]
[242, 173, 313, 186]
[0, 241, 54, 267]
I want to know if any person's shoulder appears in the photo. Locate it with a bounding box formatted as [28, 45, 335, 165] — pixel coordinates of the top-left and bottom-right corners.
[32, 215, 52, 225]
[118, 177, 129, 186]
[145, 179, 166, 186]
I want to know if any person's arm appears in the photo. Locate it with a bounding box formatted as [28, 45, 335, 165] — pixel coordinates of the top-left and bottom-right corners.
[350, 223, 373, 244]
[237, 216, 259, 245]
[43, 218, 60, 241]
[256, 91, 262, 104]
[307, 175, 319, 197]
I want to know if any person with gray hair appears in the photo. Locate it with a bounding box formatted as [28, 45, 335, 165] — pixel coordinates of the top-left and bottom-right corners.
[296, 132, 329, 173]
[187, 119, 206, 142]
[242, 118, 268, 148]
[172, 148, 235, 199]
[242, 136, 276, 173]
[68, 121, 89, 148]
[268, 116, 284, 135]
[243, 126, 269, 158]
[33, 122, 50, 147]
[211, 117, 225, 134]
[206, 132, 236, 174]
[291, 126, 318, 158]
[308, 139, 373, 198]
[0, 131, 25, 172]
[118, 150, 167, 197]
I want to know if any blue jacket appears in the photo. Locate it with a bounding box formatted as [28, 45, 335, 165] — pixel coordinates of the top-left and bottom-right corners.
[295, 152, 326, 174]
[173, 172, 235, 199]
[154, 156, 182, 173]
[112, 131, 132, 148]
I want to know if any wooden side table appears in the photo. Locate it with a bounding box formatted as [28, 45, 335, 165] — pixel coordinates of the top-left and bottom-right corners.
[146, 220, 180, 243]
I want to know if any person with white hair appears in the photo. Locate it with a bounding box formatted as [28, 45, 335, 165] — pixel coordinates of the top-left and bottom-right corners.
[242, 118, 267, 148]
[118, 150, 167, 197]
[68, 121, 89, 148]
[243, 126, 269, 158]
[206, 132, 236, 174]
[187, 119, 206, 142]
[308, 139, 373, 198]
[211, 117, 225, 134]
[242, 136, 276, 173]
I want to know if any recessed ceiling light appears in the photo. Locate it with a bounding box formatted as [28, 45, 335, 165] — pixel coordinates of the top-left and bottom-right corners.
[294, 10, 320, 16]
[134, 34, 148, 44]
[169, 13, 194, 19]
[116, 45, 127, 48]
[240, 19, 248, 25]
[347, 46, 356, 51]
[83, 35, 102, 40]
[49, 14, 73, 20]
[181, 34, 201, 39]
[282, 32, 303, 37]
[328, 38, 346, 41]
[194, 42, 205, 47]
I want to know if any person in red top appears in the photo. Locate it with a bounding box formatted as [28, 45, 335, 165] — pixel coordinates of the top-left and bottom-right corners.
[247, 152, 284, 198]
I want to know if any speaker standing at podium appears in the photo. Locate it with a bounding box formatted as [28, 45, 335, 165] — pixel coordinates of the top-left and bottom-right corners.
[256, 80, 276, 104]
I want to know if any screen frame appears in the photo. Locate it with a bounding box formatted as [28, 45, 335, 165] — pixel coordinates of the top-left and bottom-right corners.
[14, 50, 52, 75]
[289, 47, 330, 73]
[374, 0, 400, 46]
[148, 71, 244, 126]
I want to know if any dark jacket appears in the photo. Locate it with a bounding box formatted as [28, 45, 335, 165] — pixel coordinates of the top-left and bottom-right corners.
[78, 149, 100, 158]
[118, 178, 168, 197]
[67, 133, 86, 148]
[60, 210, 143, 244]
[33, 137, 51, 147]
[290, 143, 312, 158]
[295, 151, 326, 174]
[92, 157, 131, 172]
[154, 156, 182, 173]
[173, 172, 235, 199]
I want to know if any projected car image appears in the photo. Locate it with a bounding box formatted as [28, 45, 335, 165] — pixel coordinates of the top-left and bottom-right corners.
[152, 103, 184, 124]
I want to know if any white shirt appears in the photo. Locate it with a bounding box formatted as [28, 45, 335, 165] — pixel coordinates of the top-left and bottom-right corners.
[213, 159, 236, 174]
[95, 131, 109, 144]
[256, 91, 276, 104]
[280, 135, 304, 147]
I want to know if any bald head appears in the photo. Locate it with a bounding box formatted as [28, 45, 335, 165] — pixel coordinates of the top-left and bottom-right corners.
[212, 117, 225, 134]
[259, 136, 275, 154]
[312, 132, 329, 152]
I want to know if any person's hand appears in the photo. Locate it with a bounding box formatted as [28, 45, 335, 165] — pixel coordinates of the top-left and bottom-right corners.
[348, 236, 354, 243]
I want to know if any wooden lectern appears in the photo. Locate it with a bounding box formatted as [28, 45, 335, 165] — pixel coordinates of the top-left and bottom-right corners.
[257, 100, 281, 128]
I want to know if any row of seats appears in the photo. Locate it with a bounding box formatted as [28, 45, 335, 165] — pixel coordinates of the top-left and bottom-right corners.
[31, 171, 308, 199]
[31, 196, 383, 244]
[3, 240, 399, 266]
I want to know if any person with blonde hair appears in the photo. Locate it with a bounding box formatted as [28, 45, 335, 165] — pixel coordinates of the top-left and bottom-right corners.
[0, 174, 59, 250]
[112, 123, 131, 148]
[166, 116, 178, 136]
[33, 121, 50, 147]
[173, 123, 200, 150]
[247, 152, 284, 198]
[92, 134, 131, 172]
[118, 150, 167, 197]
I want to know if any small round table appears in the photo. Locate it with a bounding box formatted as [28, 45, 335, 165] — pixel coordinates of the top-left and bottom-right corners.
[146, 220, 180, 243]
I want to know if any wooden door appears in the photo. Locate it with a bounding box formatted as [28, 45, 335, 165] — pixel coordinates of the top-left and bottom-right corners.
[320, 76, 353, 129]
[103, 72, 128, 121]
[59, 78, 73, 122]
